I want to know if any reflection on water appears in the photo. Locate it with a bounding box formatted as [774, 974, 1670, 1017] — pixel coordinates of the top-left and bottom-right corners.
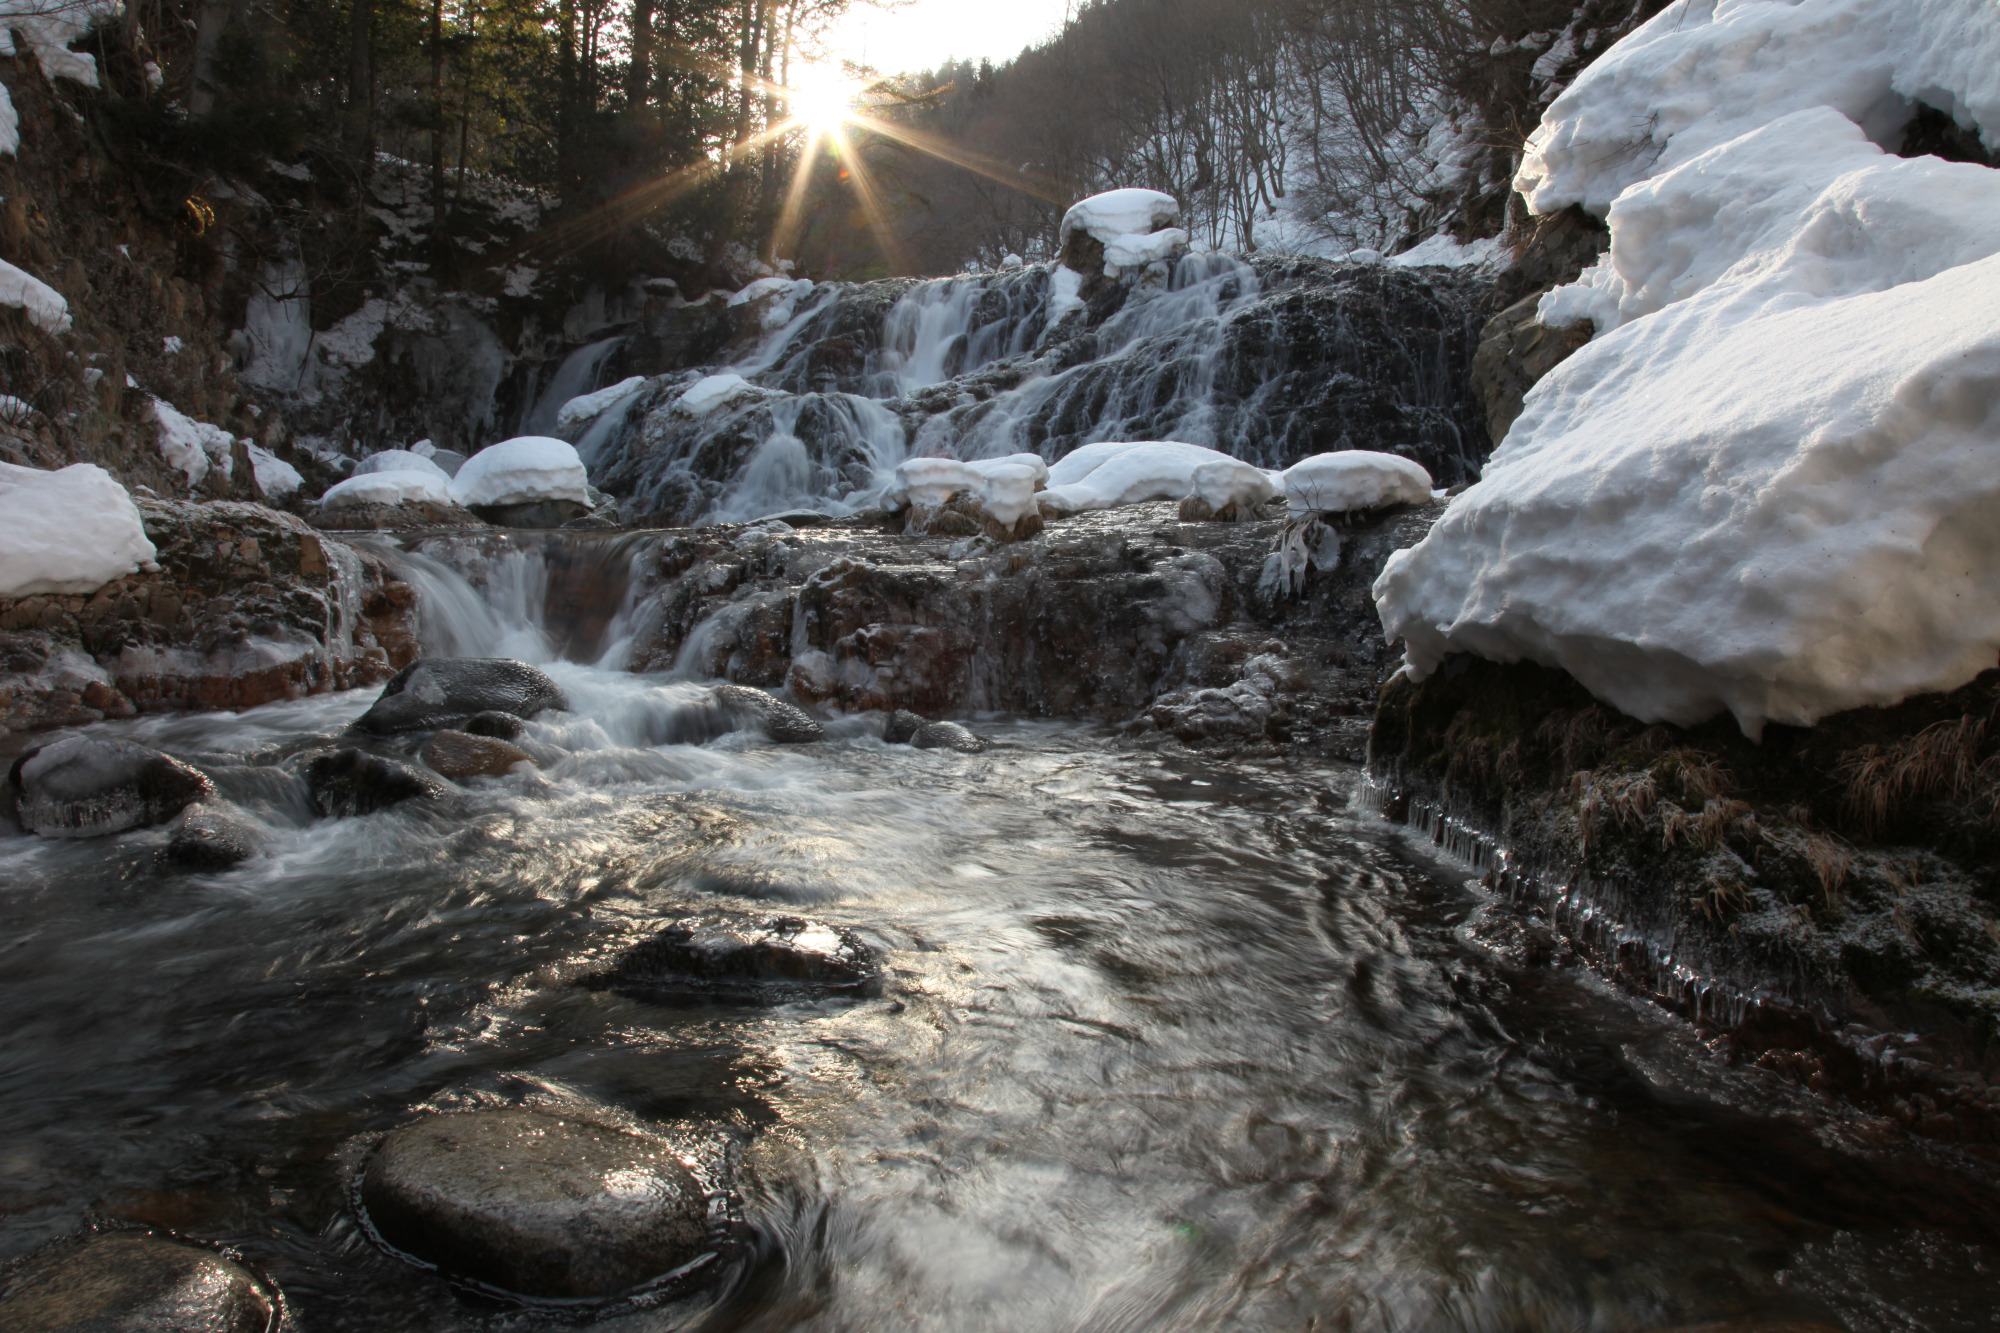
[1, 669, 1996, 1332]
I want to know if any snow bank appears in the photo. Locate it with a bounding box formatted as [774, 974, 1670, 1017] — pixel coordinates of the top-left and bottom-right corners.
[0, 258, 70, 333]
[0, 463, 158, 597]
[320, 470, 452, 510]
[1060, 190, 1182, 249]
[1376, 0, 2000, 738]
[1037, 442, 1276, 516]
[354, 449, 453, 482]
[0, 0, 117, 90]
[1283, 452, 1433, 516]
[674, 373, 757, 417]
[887, 453, 1052, 530]
[449, 437, 589, 509]
[246, 444, 302, 501]
[149, 399, 235, 488]
[555, 376, 647, 433]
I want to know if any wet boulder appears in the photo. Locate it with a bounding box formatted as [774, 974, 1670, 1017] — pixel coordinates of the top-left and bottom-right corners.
[463, 710, 527, 740]
[714, 685, 824, 743]
[912, 721, 989, 754]
[882, 709, 926, 745]
[7, 735, 213, 838]
[421, 730, 535, 781]
[166, 805, 264, 870]
[306, 748, 448, 817]
[360, 1108, 710, 1300]
[0, 1231, 277, 1332]
[587, 914, 879, 1003]
[353, 659, 567, 735]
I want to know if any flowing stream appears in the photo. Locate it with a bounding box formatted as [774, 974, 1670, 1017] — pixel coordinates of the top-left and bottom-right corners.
[2, 549, 1997, 1331]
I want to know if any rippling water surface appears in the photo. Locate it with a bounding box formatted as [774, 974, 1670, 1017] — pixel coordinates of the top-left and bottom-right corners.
[3, 665, 1997, 1331]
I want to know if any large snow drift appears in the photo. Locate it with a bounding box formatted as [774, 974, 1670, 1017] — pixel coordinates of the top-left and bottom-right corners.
[1037, 442, 1276, 516]
[0, 463, 158, 598]
[449, 437, 590, 509]
[1375, 0, 2000, 737]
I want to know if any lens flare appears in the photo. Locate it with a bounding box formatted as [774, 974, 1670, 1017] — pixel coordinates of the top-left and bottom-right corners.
[788, 63, 866, 133]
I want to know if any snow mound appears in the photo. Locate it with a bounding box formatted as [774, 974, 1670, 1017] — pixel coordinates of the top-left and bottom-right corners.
[555, 377, 647, 433]
[1037, 442, 1276, 516]
[1, 258, 69, 333]
[320, 470, 453, 511]
[149, 399, 236, 488]
[1376, 0, 2000, 738]
[246, 445, 302, 501]
[449, 437, 589, 509]
[354, 449, 453, 482]
[674, 373, 758, 417]
[0, 463, 158, 597]
[1060, 190, 1182, 249]
[887, 454, 1053, 530]
[1283, 452, 1434, 516]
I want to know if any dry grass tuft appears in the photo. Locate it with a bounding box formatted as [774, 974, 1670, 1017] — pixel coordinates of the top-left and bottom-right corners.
[1838, 715, 1986, 834]
[1799, 830, 1854, 909]
[1661, 797, 1756, 852]
[1538, 706, 1621, 776]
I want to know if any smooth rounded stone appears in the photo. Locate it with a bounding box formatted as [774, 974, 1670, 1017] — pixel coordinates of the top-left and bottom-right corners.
[7, 735, 213, 839]
[305, 748, 448, 817]
[912, 721, 989, 754]
[713, 685, 824, 744]
[353, 659, 568, 735]
[882, 709, 926, 745]
[463, 710, 527, 740]
[165, 805, 262, 870]
[421, 730, 534, 780]
[361, 1109, 710, 1300]
[0, 1231, 276, 1332]
[588, 914, 879, 1002]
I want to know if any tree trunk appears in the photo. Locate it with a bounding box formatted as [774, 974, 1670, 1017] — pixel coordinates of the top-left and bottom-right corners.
[347, 0, 375, 165]
[188, 0, 230, 118]
[627, 0, 654, 106]
[429, 0, 447, 227]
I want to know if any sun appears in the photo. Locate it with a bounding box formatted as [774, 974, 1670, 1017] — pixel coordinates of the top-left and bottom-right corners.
[788, 62, 866, 133]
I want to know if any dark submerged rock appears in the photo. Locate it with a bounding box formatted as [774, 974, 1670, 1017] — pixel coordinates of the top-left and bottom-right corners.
[353, 659, 568, 735]
[713, 684, 824, 743]
[360, 1109, 710, 1301]
[306, 748, 449, 817]
[882, 709, 926, 745]
[463, 710, 527, 740]
[8, 735, 213, 839]
[587, 915, 879, 1003]
[421, 730, 534, 780]
[166, 805, 262, 870]
[912, 721, 989, 754]
[0, 1231, 276, 1332]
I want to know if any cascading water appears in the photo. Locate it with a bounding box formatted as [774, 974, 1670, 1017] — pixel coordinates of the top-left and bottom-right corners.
[523, 336, 626, 436]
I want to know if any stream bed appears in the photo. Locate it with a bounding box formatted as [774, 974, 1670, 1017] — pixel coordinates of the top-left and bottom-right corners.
[3, 656, 1999, 1331]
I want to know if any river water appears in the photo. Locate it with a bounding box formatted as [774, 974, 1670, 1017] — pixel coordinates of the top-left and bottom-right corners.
[2, 562, 1997, 1331]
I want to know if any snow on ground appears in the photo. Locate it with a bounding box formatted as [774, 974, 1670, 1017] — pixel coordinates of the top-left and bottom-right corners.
[0, 463, 158, 597]
[674, 374, 758, 417]
[449, 437, 589, 509]
[1375, 0, 2000, 738]
[149, 399, 236, 488]
[0, 258, 70, 333]
[246, 445, 302, 501]
[320, 470, 452, 510]
[555, 377, 647, 434]
[1388, 234, 1504, 271]
[1037, 442, 1276, 516]
[1284, 452, 1434, 516]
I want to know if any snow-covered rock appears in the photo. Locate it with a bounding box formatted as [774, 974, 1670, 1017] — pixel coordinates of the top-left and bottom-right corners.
[1060, 190, 1183, 249]
[150, 399, 236, 488]
[320, 470, 454, 510]
[1102, 228, 1191, 272]
[673, 374, 758, 418]
[449, 437, 590, 509]
[1037, 442, 1276, 516]
[354, 449, 454, 483]
[886, 454, 1052, 530]
[0, 463, 159, 597]
[555, 377, 647, 434]
[1375, 0, 2000, 738]
[1283, 452, 1433, 516]
[246, 445, 303, 501]
[0, 258, 69, 333]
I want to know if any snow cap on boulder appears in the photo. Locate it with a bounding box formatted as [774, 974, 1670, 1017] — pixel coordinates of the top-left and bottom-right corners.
[886, 454, 1052, 531]
[1283, 452, 1433, 516]
[1060, 189, 1183, 249]
[673, 373, 758, 418]
[321, 469, 453, 511]
[354, 449, 454, 483]
[0, 462, 158, 597]
[1037, 442, 1275, 516]
[449, 437, 590, 509]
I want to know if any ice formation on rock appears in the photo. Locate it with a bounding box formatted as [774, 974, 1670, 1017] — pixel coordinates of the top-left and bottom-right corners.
[149, 399, 236, 488]
[449, 437, 590, 509]
[1375, 0, 2000, 737]
[0, 462, 159, 597]
[1283, 452, 1433, 516]
[1036, 442, 1276, 516]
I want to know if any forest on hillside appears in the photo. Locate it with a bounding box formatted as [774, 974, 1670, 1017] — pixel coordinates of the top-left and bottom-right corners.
[39, 0, 1661, 283]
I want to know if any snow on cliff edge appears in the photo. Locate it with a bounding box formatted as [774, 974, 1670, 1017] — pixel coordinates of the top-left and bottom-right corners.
[0, 463, 158, 598]
[1374, 0, 2000, 738]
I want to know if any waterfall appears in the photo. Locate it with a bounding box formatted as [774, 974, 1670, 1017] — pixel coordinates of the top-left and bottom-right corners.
[522, 336, 625, 437]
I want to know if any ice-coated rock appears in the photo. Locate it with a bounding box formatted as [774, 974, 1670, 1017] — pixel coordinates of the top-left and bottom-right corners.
[0, 462, 159, 598]
[587, 914, 879, 1002]
[360, 1109, 711, 1300]
[912, 720, 988, 753]
[713, 684, 824, 743]
[463, 709, 527, 740]
[353, 658, 569, 734]
[0, 1232, 277, 1332]
[882, 709, 926, 745]
[8, 734, 212, 838]
[166, 804, 264, 869]
[305, 748, 449, 817]
[421, 729, 534, 780]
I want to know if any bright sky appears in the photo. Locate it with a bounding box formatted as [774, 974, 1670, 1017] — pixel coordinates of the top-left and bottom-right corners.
[816, 0, 1077, 77]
